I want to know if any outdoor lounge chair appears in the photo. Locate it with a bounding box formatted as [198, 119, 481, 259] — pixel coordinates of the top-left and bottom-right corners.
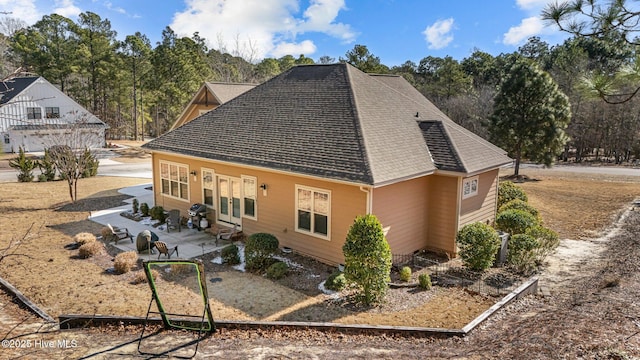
[166, 209, 182, 232]
[216, 223, 240, 245]
[106, 224, 134, 244]
[153, 241, 178, 259]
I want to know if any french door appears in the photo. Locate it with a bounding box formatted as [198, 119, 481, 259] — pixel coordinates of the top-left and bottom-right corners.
[218, 176, 242, 228]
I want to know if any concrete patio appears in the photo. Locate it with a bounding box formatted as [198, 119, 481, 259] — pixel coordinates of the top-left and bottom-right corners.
[88, 183, 230, 260]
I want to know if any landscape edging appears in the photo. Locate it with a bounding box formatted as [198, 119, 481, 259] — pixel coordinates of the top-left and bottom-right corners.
[56, 276, 539, 337]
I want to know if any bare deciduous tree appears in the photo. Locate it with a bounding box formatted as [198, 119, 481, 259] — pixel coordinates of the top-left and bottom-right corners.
[42, 113, 102, 202]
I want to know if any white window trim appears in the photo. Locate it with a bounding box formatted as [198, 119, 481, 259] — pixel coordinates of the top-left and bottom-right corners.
[295, 185, 331, 241]
[201, 168, 216, 210]
[462, 175, 479, 199]
[241, 175, 258, 221]
[159, 160, 190, 202]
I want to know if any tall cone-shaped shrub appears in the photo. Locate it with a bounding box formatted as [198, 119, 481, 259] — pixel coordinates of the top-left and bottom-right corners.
[342, 214, 392, 306]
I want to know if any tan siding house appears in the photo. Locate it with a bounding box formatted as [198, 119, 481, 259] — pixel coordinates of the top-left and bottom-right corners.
[144, 64, 511, 265]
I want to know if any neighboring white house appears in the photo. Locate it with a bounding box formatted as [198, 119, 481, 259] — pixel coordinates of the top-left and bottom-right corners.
[0, 75, 108, 153]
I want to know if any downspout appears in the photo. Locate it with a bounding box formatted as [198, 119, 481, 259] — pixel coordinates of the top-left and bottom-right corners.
[359, 186, 372, 214]
[454, 177, 462, 255]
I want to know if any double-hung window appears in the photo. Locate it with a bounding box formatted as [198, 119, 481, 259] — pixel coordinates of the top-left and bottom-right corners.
[160, 161, 189, 200]
[45, 107, 60, 118]
[462, 176, 479, 199]
[296, 185, 330, 239]
[27, 107, 42, 119]
[242, 176, 257, 219]
[202, 169, 215, 207]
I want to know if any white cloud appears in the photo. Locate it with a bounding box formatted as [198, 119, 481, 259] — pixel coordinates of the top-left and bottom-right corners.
[170, 0, 355, 60]
[271, 39, 317, 58]
[104, 1, 126, 15]
[0, 0, 41, 24]
[503, 16, 544, 45]
[423, 18, 454, 50]
[298, 0, 356, 42]
[516, 0, 551, 10]
[53, 0, 81, 18]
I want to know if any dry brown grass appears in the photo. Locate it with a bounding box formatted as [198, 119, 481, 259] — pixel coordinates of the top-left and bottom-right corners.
[505, 168, 640, 239]
[131, 269, 159, 285]
[1, 170, 639, 328]
[113, 251, 138, 274]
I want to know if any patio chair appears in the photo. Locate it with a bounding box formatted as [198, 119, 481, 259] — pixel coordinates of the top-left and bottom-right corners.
[106, 224, 134, 244]
[153, 241, 179, 259]
[166, 209, 182, 232]
[216, 223, 240, 246]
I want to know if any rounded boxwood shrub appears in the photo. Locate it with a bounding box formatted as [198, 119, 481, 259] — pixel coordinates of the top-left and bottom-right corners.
[150, 206, 166, 223]
[456, 222, 501, 271]
[325, 270, 347, 291]
[418, 273, 432, 290]
[399, 266, 412, 282]
[498, 199, 539, 219]
[498, 181, 528, 209]
[507, 233, 539, 274]
[496, 209, 539, 235]
[221, 244, 241, 265]
[245, 233, 279, 272]
[266, 261, 289, 279]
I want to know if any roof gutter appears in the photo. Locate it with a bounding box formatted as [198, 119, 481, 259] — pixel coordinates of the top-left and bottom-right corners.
[146, 148, 372, 188]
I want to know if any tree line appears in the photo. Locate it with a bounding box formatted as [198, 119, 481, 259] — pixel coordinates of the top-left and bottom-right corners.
[1, 6, 639, 165]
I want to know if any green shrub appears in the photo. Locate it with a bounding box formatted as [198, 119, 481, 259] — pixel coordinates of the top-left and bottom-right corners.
[266, 261, 289, 279]
[399, 266, 412, 282]
[150, 206, 166, 223]
[527, 225, 560, 263]
[81, 148, 99, 178]
[114, 251, 138, 274]
[325, 271, 347, 291]
[507, 233, 539, 274]
[132, 199, 139, 214]
[221, 244, 241, 265]
[9, 147, 35, 182]
[498, 199, 539, 219]
[456, 222, 501, 271]
[343, 214, 392, 306]
[418, 273, 432, 290]
[245, 233, 279, 272]
[140, 202, 150, 217]
[496, 209, 539, 235]
[498, 181, 528, 209]
[38, 148, 56, 181]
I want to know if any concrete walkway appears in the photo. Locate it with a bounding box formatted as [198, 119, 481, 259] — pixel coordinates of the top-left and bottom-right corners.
[89, 183, 229, 260]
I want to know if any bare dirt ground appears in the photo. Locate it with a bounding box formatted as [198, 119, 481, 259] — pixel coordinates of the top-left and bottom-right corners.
[1, 166, 640, 359]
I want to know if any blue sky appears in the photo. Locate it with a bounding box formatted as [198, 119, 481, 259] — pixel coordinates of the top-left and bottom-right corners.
[2, 0, 569, 66]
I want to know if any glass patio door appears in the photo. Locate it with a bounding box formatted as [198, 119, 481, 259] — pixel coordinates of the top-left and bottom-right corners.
[218, 176, 242, 227]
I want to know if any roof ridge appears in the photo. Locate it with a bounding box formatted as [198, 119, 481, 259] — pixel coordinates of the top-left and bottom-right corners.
[343, 64, 375, 184]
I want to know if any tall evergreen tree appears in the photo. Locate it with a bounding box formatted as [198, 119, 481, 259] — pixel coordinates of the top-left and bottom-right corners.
[74, 12, 117, 114]
[489, 57, 571, 176]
